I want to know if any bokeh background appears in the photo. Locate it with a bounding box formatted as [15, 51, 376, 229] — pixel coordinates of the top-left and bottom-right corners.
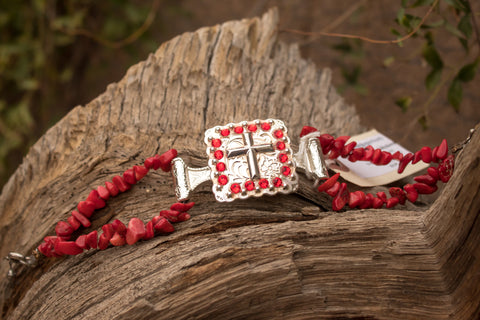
[1, 0, 479, 189]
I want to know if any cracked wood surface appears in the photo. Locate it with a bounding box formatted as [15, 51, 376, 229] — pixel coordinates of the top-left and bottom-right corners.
[1, 8, 479, 320]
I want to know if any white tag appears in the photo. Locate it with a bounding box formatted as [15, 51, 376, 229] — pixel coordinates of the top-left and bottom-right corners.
[330, 129, 428, 187]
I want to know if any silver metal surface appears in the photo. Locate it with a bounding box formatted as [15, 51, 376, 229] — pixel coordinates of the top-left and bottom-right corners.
[171, 158, 211, 202]
[294, 132, 329, 185]
[5, 251, 38, 279]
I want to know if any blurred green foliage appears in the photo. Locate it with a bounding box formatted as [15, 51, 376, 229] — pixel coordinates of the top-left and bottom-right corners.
[0, 0, 166, 187]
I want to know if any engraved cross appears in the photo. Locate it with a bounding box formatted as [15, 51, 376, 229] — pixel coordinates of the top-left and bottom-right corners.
[227, 132, 274, 179]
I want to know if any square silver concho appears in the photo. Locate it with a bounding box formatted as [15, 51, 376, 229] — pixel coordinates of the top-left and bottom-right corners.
[204, 119, 298, 202]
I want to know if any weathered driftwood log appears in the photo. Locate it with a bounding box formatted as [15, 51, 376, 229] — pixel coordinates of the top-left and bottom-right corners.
[1, 8, 479, 320]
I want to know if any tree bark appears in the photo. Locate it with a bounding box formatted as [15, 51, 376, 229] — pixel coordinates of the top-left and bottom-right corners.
[1, 8, 479, 320]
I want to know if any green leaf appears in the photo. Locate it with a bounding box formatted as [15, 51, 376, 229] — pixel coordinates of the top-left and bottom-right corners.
[447, 78, 463, 111]
[458, 37, 469, 52]
[442, 0, 469, 12]
[458, 14, 472, 38]
[418, 115, 428, 130]
[457, 58, 479, 82]
[396, 8, 406, 26]
[390, 28, 404, 47]
[412, 0, 435, 7]
[425, 68, 442, 90]
[395, 96, 412, 112]
[401, 0, 409, 8]
[445, 22, 464, 39]
[383, 56, 395, 67]
[421, 44, 443, 69]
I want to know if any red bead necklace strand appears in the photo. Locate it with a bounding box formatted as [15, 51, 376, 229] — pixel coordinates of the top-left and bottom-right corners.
[300, 126, 455, 211]
[37, 149, 195, 257]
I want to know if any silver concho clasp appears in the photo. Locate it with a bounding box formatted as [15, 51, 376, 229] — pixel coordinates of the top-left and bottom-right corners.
[171, 119, 328, 202]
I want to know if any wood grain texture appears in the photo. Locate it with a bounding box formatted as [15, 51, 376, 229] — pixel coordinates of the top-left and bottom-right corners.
[0, 8, 479, 320]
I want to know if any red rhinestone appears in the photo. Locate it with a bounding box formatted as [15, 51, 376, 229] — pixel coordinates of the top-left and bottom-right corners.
[230, 183, 241, 194]
[234, 126, 244, 134]
[274, 130, 284, 139]
[247, 124, 257, 132]
[281, 166, 291, 176]
[278, 153, 288, 163]
[273, 177, 283, 187]
[211, 139, 222, 148]
[259, 179, 269, 189]
[276, 141, 285, 150]
[214, 150, 224, 159]
[216, 162, 226, 171]
[245, 180, 255, 191]
[261, 122, 271, 131]
[218, 175, 228, 185]
[220, 129, 230, 137]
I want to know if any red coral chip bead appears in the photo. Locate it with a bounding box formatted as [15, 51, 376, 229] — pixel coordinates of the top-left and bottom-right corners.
[332, 183, 349, 211]
[281, 166, 291, 176]
[177, 212, 191, 222]
[218, 175, 228, 185]
[97, 185, 111, 200]
[261, 122, 271, 131]
[245, 180, 255, 191]
[274, 130, 284, 139]
[38, 242, 55, 257]
[392, 151, 403, 161]
[133, 165, 149, 181]
[98, 233, 110, 250]
[348, 191, 365, 209]
[123, 168, 137, 185]
[75, 235, 89, 250]
[55, 241, 83, 256]
[438, 154, 455, 183]
[110, 233, 126, 246]
[230, 183, 241, 194]
[67, 215, 81, 230]
[86, 231, 98, 249]
[341, 142, 357, 157]
[234, 126, 244, 134]
[299, 126, 317, 137]
[154, 217, 174, 233]
[328, 148, 341, 160]
[386, 197, 400, 208]
[319, 134, 334, 154]
[278, 153, 288, 163]
[412, 150, 422, 164]
[159, 210, 182, 223]
[214, 150, 224, 159]
[413, 183, 438, 194]
[158, 149, 178, 172]
[427, 167, 440, 180]
[211, 139, 222, 147]
[376, 191, 387, 203]
[78, 200, 96, 218]
[403, 184, 418, 203]
[372, 197, 384, 209]
[435, 139, 448, 161]
[389, 187, 406, 205]
[276, 141, 286, 150]
[431, 146, 439, 163]
[372, 149, 382, 165]
[112, 175, 131, 193]
[86, 190, 106, 209]
[221, 128, 230, 137]
[71, 210, 91, 228]
[55, 221, 74, 237]
[216, 162, 226, 171]
[259, 179, 269, 189]
[144, 156, 157, 170]
[379, 151, 393, 165]
[326, 181, 341, 197]
[414, 174, 437, 186]
[170, 202, 195, 212]
[112, 219, 127, 236]
[359, 193, 374, 209]
[105, 181, 119, 197]
[318, 173, 341, 192]
[126, 218, 146, 245]
[333, 136, 350, 151]
[398, 153, 414, 174]
[420, 147, 432, 163]
[143, 221, 155, 240]
[348, 148, 364, 162]
[273, 177, 283, 187]
[362, 146, 374, 161]
[102, 224, 115, 240]
[247, 124, 257, 132]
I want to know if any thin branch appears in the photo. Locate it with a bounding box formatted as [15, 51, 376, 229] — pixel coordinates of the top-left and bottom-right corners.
[280, 0, 439, 45]
[52, 0, 161, 49]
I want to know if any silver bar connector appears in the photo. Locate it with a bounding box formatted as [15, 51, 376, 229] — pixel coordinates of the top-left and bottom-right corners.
[171, 157, 211, 202]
